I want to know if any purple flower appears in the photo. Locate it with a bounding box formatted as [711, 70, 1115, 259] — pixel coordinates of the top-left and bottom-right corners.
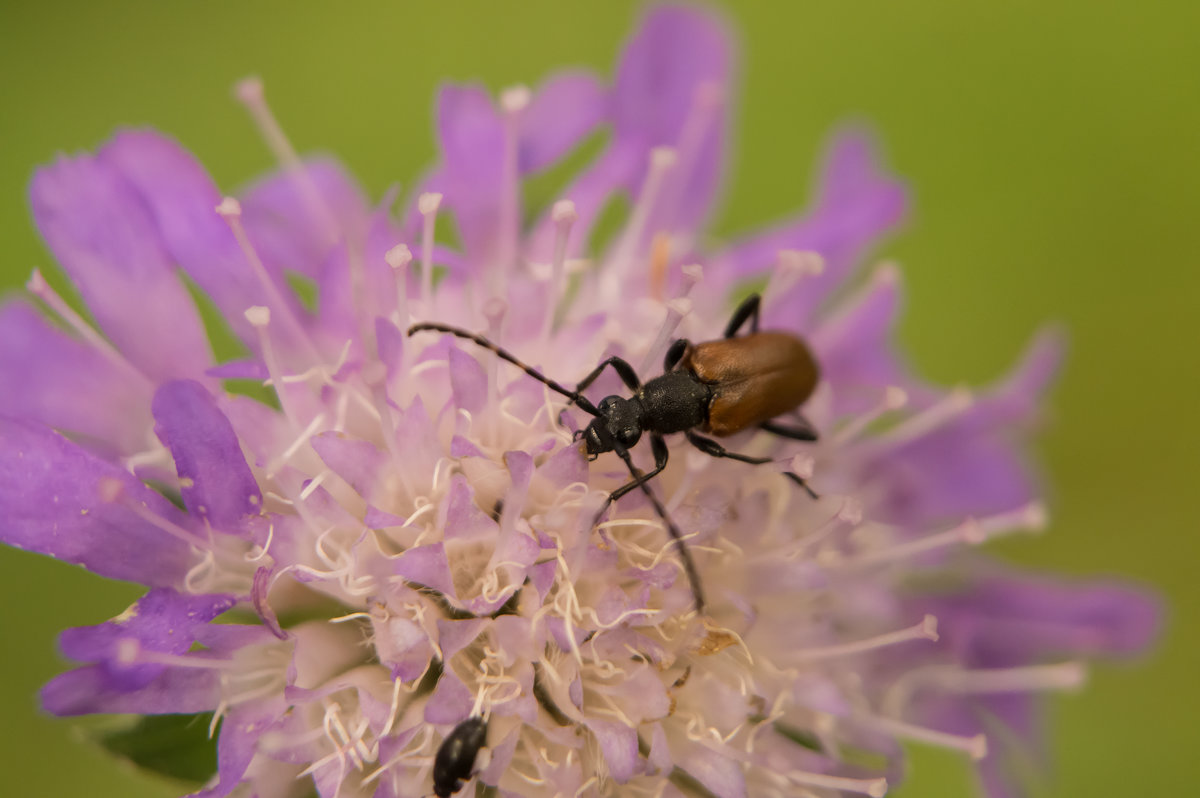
[1, 6, 1158, 798]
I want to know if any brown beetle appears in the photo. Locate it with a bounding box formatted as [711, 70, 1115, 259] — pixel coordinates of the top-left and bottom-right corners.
[408, 294, 820, 611]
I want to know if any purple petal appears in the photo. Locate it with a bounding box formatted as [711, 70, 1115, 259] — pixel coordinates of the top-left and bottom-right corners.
[29, 151, 211, 381]
[251, 567, 287, 640]
[316, 201, 407, 342]
[613, 5, 730, 148]
[681, 744, 746, 798]
[811, 265, 909, 415]
[98, 129, 302, 347]
[152, 380, 261, 526]
[371, 613, 435, 682]
[187, 700, 285, 798]
[364, 504, 406, 529]
[0, 417, 195, 586]
[436, 618, 489, 661]
[41, 662, 221, 716]
[971, 327, 1066, 427]
[195, 621, 277, 654]
[423, 672, 474, 724]
[393, 543, 456, 598]
[931, 570, 1162, 662]
[585, 718, 639, 783]
[205, 359, 267, 381]
[647, 723, 673, 774]
[435, 84, 504, 261]
[535, 441, 588, 491]
[867, 332, 1065, 527]
[0, 300, 151, 453]
[448, 347, 487, 414]
[713, 127, 908, 321]
[613, 5, 732, 231]
[439, 84, 505, 183]
[442, 475, 499, 543]
[310, 431, 388, 506]
[502, 450, 533, 516]
[450, 435, 486, 458]
[530, 559, 557, 603]
[478, 725, 521, 786]
[523, 144, 640, 262]
[59, 588, 235, 663]
[50, 589, 235, 704]
[519, 72, 609, 173]
[874, 429, 1036, 528]
[238, 156, 368, 278]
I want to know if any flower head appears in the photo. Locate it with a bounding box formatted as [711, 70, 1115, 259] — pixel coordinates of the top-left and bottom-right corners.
[1, 6, 1157, 798]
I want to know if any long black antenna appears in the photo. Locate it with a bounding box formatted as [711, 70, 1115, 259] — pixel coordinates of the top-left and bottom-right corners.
[407, 323, 600, 415]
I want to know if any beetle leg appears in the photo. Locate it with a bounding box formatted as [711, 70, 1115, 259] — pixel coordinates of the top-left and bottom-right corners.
[664, 338, 690, 372]
[686, 431, 819, 500]
[723, 294, 762, 338]
[761, 417, 819, 442]
[570, 356, 642, 408]
[685, 431, 772, 464]
[594, 435, 670, 518]
[596, 437, 704, 612]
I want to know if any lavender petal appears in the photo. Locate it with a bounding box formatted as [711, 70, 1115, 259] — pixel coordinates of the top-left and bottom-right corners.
[153, 379, 262, 527]
[0, 300, 151, 454]
[0, 417, 196, 586]
[30, 150, 211, 381]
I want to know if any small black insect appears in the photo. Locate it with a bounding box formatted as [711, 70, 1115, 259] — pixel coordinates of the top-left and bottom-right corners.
[409, 294, 820, 612]
[432, 715, 488, 798]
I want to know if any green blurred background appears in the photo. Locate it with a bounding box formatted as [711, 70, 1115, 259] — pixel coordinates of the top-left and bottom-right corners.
[0, 1, 1195, 795]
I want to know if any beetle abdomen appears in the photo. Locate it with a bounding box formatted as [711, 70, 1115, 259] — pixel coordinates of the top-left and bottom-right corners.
[683, 332, 819, 436]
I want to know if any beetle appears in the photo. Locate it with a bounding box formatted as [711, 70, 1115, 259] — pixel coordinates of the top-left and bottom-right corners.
[408, 293, 820, 612]
[432, 715, 488, 798]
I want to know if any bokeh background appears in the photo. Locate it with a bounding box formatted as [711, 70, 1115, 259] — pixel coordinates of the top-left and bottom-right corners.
[0, 1, 1195, 796]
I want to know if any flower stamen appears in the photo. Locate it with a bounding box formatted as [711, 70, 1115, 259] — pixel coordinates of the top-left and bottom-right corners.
[234, 76, 341, 246]
[602, 147, 677, 303]
[418, 192, 443, 314]
[789, 615, 938, 664]
[218, 199, 319, 359]
[386, 243, 413, 331]
[26, 268, 152, 387]
[539, 199, 577, 345]
[498, 85, 531, 291]
[763, 250, 825, 314]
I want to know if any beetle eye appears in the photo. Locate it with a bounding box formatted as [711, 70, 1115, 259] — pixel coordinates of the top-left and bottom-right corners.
[619, 427, 639, 446]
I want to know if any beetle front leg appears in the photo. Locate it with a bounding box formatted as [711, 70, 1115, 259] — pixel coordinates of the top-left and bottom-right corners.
[592, 435, 670, 522]
[595, 436, 704, 612]
[571, 356, 641, 400]
[664, 338, 690, 372]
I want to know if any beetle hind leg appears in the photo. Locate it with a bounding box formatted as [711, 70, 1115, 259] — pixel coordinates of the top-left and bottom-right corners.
[761, 417, 819, 442]
[686, 431, 819, 500]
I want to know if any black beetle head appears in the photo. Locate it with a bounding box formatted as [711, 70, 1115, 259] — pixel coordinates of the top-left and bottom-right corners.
[582, 396, 642, 459]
